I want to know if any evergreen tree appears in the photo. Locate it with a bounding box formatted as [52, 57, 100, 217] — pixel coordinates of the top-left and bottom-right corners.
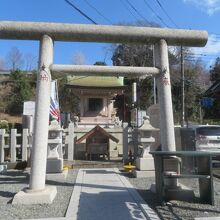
[7, 70, 33, 114]
[112, 44, 154, 115]
[210, 57, 220, 82]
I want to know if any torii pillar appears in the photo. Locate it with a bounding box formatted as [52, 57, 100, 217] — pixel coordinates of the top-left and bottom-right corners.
[13, 35, 57, 204]
[155, 39, 176, 151]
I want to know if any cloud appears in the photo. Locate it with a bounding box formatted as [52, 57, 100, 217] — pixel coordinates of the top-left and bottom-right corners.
[183, 0, 220, 15]
[192, 34, 220, 66]
[195, 35, 220, 54]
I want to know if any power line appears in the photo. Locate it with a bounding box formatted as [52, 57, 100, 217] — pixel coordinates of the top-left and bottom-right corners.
[64, 0, 97, 24]
[154, 0, 179, 28]
[125, 0, 150, 24]
[83, 0, 113, 24]
[188, 54, 219, 58]
[119, 0, 144, 26]
[142, 0, 169, 27]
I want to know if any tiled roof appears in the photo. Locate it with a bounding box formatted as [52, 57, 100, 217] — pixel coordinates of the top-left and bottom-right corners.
[67, 75, 124, 87]
[203, 80, 220, 96]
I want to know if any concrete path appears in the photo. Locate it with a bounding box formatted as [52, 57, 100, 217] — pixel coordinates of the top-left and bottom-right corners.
[66, 168, 159, 220]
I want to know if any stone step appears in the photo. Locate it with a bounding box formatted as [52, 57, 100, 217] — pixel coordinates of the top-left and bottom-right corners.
[64, 159, 123, 169]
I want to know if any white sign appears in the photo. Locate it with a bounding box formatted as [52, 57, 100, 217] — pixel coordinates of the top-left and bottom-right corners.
[23, 101, 35, 116]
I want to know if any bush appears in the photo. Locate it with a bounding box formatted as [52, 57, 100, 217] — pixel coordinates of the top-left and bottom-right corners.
[0, 120, 9, 132]
[202, 119, 220, 125]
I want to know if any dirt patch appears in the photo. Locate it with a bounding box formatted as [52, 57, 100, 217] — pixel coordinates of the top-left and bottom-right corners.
[0, 113, 22, 124]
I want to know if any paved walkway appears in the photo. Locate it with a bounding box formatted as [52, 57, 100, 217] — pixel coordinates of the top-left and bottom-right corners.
[66, 168, 159, 220]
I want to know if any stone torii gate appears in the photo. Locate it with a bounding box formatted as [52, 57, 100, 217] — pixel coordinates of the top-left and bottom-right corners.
[0, 21, 208, 204]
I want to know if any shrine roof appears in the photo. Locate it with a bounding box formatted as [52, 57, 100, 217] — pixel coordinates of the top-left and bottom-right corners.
[66, 75, 124, 87]
[76, 125, 119, 144]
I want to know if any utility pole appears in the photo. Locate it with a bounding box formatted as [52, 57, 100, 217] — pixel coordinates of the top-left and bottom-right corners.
[199, 102, 203, 124]
[181, 46, 185, 127]
[152, 45, 157, 104]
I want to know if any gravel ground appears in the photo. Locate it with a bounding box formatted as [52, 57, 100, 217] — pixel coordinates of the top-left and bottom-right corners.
[0, 169, 78, 220]
[125, 173, 220, 220]
[1, 168, 220, 220]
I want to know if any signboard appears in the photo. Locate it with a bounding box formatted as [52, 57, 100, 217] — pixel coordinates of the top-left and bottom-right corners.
[201, 97, 213, 108]
[131, 109, 146, 127]
[23, 101, 35, 116]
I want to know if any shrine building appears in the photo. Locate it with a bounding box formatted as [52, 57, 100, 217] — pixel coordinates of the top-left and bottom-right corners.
[66, 74, 126, 160]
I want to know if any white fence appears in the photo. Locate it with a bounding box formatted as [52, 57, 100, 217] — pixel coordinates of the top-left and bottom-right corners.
[0, 129, 32, 163]
[0, 123, 75, 163]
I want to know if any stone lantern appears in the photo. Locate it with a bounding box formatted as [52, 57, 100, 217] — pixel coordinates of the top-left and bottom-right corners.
[133, 115, 159, 178]
[47, 120, 63, 173]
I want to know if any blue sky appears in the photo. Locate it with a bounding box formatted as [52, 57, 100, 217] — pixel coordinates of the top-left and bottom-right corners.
[1, 0, 220, 69]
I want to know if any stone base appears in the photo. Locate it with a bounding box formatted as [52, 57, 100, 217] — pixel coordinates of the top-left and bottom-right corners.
[150, 183, 156, 193]
[47, 158, 63, 173]
[0, 164, 7, 173]
[46, 169, 68, 181]
[136, 157, 154, 170]
[164, 173, 178, 189]
[133, 169, 155, 178]
[165, 184, 195, 201]
[12, 185, 57, 204]
[150, 183, 195, 202]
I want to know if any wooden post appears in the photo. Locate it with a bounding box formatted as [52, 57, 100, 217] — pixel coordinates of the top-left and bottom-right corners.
[22, 129, 29, 161]
[123, 122, 128, 162]
[0, 129, 5, 163]
[10, 129, 17, 163]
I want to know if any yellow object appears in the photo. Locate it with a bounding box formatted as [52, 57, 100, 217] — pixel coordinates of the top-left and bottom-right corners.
[123, 162, 136, 172]
[63, 165, 71, 170]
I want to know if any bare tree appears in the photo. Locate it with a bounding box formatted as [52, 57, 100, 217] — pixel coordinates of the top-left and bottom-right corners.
[0, 57, 5, 70]
[24, 53, 37, 71]
[72, 51, 86, 65]
[7, 47, 23, 70]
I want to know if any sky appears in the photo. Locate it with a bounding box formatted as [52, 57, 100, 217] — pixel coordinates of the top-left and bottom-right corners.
[1, 0, 220, 69]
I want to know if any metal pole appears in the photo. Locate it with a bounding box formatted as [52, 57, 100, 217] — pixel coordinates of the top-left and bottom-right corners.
[132, 81, 138, 126]
[200, 102, 203, 124]
[154, 39, 176, 151]
[123, 122, 129, 162]
[152, 45, 157, 104]
[153, 78, 157, 104]
[29, 35, 53, 191]
[132, 82, 137, 104]
[181, 46, 185, 127]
